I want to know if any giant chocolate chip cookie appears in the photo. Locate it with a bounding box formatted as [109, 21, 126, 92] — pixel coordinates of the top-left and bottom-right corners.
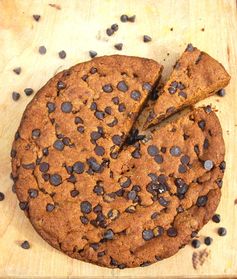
[11, 53, 226, 268]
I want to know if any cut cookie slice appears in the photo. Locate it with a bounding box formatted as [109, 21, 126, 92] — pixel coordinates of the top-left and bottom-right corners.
[144, 44, 230, 128]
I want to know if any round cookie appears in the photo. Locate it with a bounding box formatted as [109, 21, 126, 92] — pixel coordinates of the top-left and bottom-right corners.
[11, 55, 225, 268]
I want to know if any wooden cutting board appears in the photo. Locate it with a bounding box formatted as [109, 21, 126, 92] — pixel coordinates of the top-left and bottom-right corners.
[0, 0, 237, 277]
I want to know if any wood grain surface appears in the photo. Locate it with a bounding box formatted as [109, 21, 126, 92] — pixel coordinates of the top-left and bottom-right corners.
[0, 0, 237, 278]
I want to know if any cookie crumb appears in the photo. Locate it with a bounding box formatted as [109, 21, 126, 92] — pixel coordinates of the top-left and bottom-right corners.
[21, 240, 30, 249]
[39, 45, 47, 55]
[33, 14, 41, 21]
[12, 91, 21, 101]
[192, 249, 210, 269]
[49, 3, 61, 10]
[143, 35, 152, 43]
[170, 27, 173, 31]
[114, 43, 123, 51]
[58, 50, 66, 59]
[13, 67, 21, 75]
[89, 50, 97, 58]
[201, 27, 205, 32]
[0, 192, 5, 201]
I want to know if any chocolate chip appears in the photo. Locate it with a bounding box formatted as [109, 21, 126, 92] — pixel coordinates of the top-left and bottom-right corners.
[67, 174, 76, 183]
[154, 154, 163, 164]
[39, 162, 49, 173]
[203, 160, 214, 171]
[216, 178, 223, 188]
[118, 103, 126, 112]
[128, 15, 136, 22]
[73, 161, 84, 174]
[120, 177, 131, 188]
[203, 138, 209, 149]
[90, 67, 97, 74]
[39, 45, 46, 54]
[132, 185, 141, 192]
[46, 203, 55, 212]
[118, 264, 126, 269]
[198, 120, 206, 130]
[158, 196, 169, 207]
[42, 173, 50, 181]
[21, 240, 30, 249]
[53, 140, 64, 151]
[151, 212, 158, 219]
[49, 174, 62, 186]
[90, 131, 101, 141]
[12, 91, 21, 101]
[178, 82, 185, 90]
[108, 209, 119, 220]
[87, 157, 102, 172]
[102, 84, 113, 93]
[178, 91, 187, 99]
[94, 145, 105, 156]
[204, 236, 213, 246]
[217, 88, 226, 97]
[204, 105, 212, 113]
[103, 229, 114, 240]
[191, 239, 201, 249]
[196, 195, 208, 207]
[106, 28, 114, 36]
[32, 129, 41, 139]
[218, 227, 227, 236]
[46, 102, 55, 113]
[57, 81, 66, 90]
[180, 155, 190, 165]
[219, 161, 226, 172]
[0, 192, 5, 201]
[104, 106, 112, 115]
[168, 87, 177, 94]
[153, 226, 164, 237]
[70, 189, 79, 197]
[167, 227, 177, 237]
[127, 190, 137, 201]
[178, 164, 187, 173]
[77, 126, 84, 133]
[95, 111, 105, 120]
[117, 81, 128, 92]
[24, 88, 34, 96]
[19, 201, 28, 210]
[114, 43, 123, 50]
[22, 163, 35, 170]
[93, 184, 104, 196]
[61, 102, 72, 113]
[112, 96, 119, 105]
[131, 149, 141, 159]
[120, 14, 128, 22]
[80, 201, 92, 214]
[142, 82, 152, 92]
[111, 23, 119, 31]
[147, 145, 159, 156]
[98, 251, 106, 257]
[13, 67, 21, 75]
[33, 14, 41, 21]
[84, 50, 94, 60]
[130, 90, 141, 101]
[186, 43, 194, 52]
[166, 106, 175, 114]
[143, 35, 152, 42]
[170, 146, 181, 157]
[112, 135, 122, 146]
[212, 214, 221, 223]
[80, 216, 89, 224]
[90, 243, 99, 250]
[58, 50, 66, 59]
[142, 229, 153, 241]
[10, 149, 16, 158]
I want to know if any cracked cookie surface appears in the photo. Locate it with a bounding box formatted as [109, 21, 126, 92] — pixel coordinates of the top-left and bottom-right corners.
[11, 55, 225, 268]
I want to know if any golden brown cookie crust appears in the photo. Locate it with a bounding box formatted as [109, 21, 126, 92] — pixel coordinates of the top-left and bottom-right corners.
[11, 54, 226, 268]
